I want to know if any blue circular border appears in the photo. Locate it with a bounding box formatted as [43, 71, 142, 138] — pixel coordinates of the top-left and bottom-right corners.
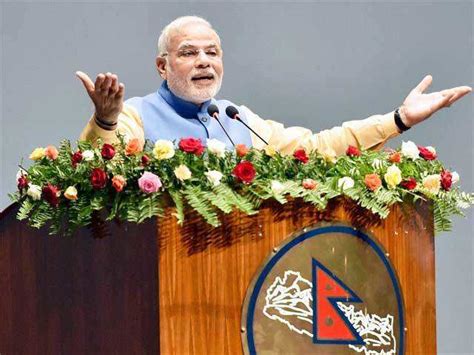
[245, 225, 405, 354]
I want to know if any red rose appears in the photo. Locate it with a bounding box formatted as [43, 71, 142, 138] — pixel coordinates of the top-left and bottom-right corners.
[440, 170, 453, 191]
[346, 145, 361, 157]
[17, 176, 29, 190]
[178, 137, 204, 156]
[141, 154, 150, 166]
[389, 152, 401, 163]
[101, 144, 116, 160]
[400, 177, 417, 190]
[232, 161, 256, 184]
[71, 151, 83, 167]
[293, 149, 309, 164]
[42, 183, 60, 207]
[418, 146, 437, 160]
[90, 168, 108, 189]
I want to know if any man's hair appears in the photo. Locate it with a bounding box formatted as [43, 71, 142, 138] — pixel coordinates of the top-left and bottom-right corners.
[157, 16, 220, 56]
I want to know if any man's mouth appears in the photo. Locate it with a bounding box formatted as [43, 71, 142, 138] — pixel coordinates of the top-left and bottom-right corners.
[191, 73, 215, 82]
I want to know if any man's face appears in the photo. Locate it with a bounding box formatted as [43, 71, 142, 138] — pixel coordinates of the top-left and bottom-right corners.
[156, 23, 224, 104]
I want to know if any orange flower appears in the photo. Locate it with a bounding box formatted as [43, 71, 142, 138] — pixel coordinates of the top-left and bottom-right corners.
[389, 152, 401, 163]
[111, 175, 127, 192]
[364, 173, 382, 191]
[125, 138, 143, 156]
[45, 145, 59, 160]
[235, 144, 249, 157]
[302, 178, 318, 190]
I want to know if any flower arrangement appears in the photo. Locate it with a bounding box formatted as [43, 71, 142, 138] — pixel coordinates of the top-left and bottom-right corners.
[9, 134, 473, 236]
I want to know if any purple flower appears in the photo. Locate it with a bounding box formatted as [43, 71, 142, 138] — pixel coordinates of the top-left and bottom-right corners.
[138, 172, 162, 194]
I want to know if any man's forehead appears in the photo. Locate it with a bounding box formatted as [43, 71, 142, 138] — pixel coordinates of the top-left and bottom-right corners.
[169, 24, 221, 50]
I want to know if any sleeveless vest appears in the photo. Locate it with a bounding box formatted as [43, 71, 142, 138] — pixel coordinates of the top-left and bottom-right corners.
[125, 81, 253, 149]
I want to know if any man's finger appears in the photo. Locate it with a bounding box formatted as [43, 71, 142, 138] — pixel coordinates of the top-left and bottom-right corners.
[116, 83, 125, 99]
[75, 71, 95, 94]
[413, 74, 433, 94]
[434, 92, 455, 111]
[109, 74, 119, 95]
[95, 73, 105, 93]
[101, 72, 113, 92]
[446, 87, 472, 107]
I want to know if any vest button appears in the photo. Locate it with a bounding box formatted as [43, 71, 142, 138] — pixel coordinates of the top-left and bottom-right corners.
[201, 117, 208, 122]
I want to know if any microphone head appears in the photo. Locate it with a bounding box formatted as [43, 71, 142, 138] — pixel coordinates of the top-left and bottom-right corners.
[225, 105, 240, 119]
[207, 104, 219, 117]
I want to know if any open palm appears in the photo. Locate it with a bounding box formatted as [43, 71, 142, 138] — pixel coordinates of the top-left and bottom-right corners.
[400, 75, 471, 127]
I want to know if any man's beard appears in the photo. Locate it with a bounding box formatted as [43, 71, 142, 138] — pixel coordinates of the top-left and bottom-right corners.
[167, 69, 222, 105]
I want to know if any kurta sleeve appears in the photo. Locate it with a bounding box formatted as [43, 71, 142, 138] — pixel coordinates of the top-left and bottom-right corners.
[79, 104, 145, 147]
[242, 105, 401, 157]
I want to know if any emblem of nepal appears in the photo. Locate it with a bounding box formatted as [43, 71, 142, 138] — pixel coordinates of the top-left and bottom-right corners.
[242, 225, 405, 355]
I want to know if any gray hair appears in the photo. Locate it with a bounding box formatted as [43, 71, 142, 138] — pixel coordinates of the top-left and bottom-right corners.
[157, 16, 219, 56]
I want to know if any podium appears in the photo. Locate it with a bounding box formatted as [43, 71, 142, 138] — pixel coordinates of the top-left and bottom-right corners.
[0, 197, 436, 354]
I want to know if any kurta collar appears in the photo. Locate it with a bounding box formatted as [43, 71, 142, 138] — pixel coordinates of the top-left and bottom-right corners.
[158, 81, 213, 119]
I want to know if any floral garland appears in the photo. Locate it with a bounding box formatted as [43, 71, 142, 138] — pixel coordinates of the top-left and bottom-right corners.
[9, 135, 473, 236]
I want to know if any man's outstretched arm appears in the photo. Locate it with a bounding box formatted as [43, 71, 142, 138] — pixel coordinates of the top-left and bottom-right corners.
[244, 75, 471, 157]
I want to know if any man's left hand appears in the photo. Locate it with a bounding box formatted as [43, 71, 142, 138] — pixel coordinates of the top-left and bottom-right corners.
[399, 75, 471, 127]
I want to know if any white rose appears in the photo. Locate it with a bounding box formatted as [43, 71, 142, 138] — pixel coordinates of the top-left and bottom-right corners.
[271, 180, 285, 195]
[82, 150, 95, 161]
[337, 177, 355, 191]
[452, 171, 460, 184]
[27, 184, 42, 200]
[205, 170, 223, 187]
[206, 138, 226, 158]
[401, 141, 419, 160]
[174, 164, 192, 182]
[16, 168, 28, 181]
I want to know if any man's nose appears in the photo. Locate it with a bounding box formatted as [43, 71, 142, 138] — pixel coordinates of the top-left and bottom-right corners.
[195, 51, 211, 68]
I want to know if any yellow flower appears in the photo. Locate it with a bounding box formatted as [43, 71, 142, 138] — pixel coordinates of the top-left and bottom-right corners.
[174, 164, 192, 182]
[422, 174, 441, 195]
[29, 147, 46, 160]
[264, 145, 277, 157]
[153, 140, 175, 160]
[319, 148, 337, 163]
[64, 186, 78, 200]
[384, 164, 402, 189]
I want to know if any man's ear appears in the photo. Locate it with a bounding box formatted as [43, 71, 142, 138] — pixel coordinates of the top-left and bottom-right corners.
[156, 56, 167, 80]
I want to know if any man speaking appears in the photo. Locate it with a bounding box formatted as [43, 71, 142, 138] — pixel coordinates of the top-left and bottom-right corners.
[77, 16, 471, 156]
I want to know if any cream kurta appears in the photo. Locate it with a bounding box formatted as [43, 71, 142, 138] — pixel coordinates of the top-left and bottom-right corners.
[80, 103, 401, 157]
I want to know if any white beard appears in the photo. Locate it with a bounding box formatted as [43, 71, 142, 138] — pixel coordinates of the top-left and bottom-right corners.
[167, 69, 223, 104]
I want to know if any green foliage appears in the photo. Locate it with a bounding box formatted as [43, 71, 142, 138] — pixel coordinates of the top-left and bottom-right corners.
[183, 186, 219, 226]
[9, 135, 473, 236]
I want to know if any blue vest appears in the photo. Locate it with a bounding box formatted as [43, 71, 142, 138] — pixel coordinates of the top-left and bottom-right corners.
[125, 81, 253, 149]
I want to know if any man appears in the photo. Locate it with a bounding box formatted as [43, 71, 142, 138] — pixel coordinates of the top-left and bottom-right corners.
[78, 16, 471, 156]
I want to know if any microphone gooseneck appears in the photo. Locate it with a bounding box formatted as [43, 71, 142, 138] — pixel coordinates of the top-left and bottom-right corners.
[225, 105, 269, 146]
[207, 104, 235, 147]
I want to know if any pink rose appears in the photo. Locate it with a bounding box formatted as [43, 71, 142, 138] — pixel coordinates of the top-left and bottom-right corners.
[138, 172, 162, 194]
[45, 145, 59, 160]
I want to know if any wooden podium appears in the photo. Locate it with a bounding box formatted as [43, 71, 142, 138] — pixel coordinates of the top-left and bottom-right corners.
[0, 198, 436, 354]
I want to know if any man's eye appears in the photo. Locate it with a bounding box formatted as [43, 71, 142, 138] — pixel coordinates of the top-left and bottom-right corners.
[206, 50, 217, 56]
[181, 51, 196, 57]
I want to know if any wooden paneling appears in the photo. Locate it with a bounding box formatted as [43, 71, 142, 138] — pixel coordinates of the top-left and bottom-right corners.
[0, 205, 158, 354]
[158, 198, 436, 354]
[0, 197, 436, 354]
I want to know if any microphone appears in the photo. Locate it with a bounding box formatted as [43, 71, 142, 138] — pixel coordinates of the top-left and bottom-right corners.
[207, 104, 235, 146]
[225, 106, 269, 146]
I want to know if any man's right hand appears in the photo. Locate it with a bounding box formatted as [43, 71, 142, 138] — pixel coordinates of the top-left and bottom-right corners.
[76, 71, 125, 125]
